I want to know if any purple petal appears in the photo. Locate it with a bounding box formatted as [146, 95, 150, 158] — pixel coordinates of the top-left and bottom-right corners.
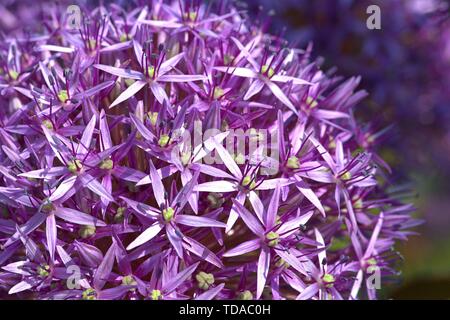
[223, 239, 261, 257]
[77, 114, 96, 155]
[176, 215, 226, 228]
[94, 242, 116, 290]
[110, 80, 146, 108]
[166, 224, 184, 258]
[182, 236, 223, 268]
[232, 199, 265, 236]
[149, 159, 165, 208]
[54, 207, 106, 226]
[129, 113, 156, 141]
[79, 173, 115, 202]
[94, 64, 144, 80]
[149, 81, 169, 104]
[46, 214, 57, 262]
[195, 283, 225, 300]
[256, 247, 270, 299]
[126, 222, 163, 250]
[163, 262, 199, 294]
[195, 180, 237, 193]
[297, 283, 319, 300]
[266, 184, 280, 228]
[244, 79, 265, 100]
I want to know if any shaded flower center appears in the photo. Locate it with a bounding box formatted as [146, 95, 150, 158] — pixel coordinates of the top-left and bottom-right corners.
[82, 288, 97, 300]
[41, 201, 55, 213]
[158, 134, 170, 147]
[340, 171, 352, 181]
[37, 264, 50, 277]
[122, 275, 137, 286]
[57, 90, 69, 103]
[181, 152, 191, 166]
[275, 258, 290, 268]
[233, 153, 245, 165]
[238, 290, 253, 300]
[261, 64, 275, 78]
[322, 273, 335, 288]
[207, 193, 224, 209]
[286, 156, 300, 169]
[241, 175, 256, 189]
[42, 119, 54, 130]
[79, 225, 96, 239]
[147, 112, 158, 126]
[306, 96, 318, 108]
[195, 271, 215, 290]
[88, 39, 97, 50]
[147, 65, 155, 79]
[266, 231, 280, 247]
[151, 289, 163, 300]
[162, 207, 175, 222]
[224, 54, 235, 65]
[114, 207, 126, 223]
[67, 159, 83, 174]
[213, 87, 224, 100]
[99, 159, 114, 170]
[120, 34, 130, 42]
[184, 11, 198, 22]
[8, 70, 19, 81]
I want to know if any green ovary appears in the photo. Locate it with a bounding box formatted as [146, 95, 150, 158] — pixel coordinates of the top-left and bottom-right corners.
[286, 156, 300, 169]
[82, 288, 97, 300]
[261, 65, 275, 78]
[242, 176, 256, 189]
[266, 231, 280, 247]
[79, 225, 96, 239]
[196, 272, 215, 290]
[67, 159, 82, 174]
[162, 207, 174, 222]
[57, 90, 69, 103]
[99, 159, 114, 170]
[151, 289, 163, 300]
[158, 134, 170, 147]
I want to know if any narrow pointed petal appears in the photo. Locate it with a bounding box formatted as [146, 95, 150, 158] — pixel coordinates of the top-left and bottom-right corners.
[79, 173, 115, 202]
[195, 180, 237, 193]
[183, 236, 223, 268]
[158, 52, 185, 75]
[164, 262, 200, 294]
[264, 79, 298, 115]
[297, 283, 319, 300]
[214, 66, 258, 78]
[94, 242, 116, 290]
[149, 81, 169, 104]
[54, 207, 106, 226]
[244, 79, 265, 100]
[46, 214, 57, 262]
[94, 64, 144, 80]
[149, 160, 165, 208]
[256, 247, 270, 299]
[195, 283, 225, 300]
[176, 215, 226, 228]
[232, 199, 265, 236]
[77, 114, 96, 155]
[110, 80, 146, 108]
[223, 239, 261, 257]
[126, 223, 163, 250]
[49, 175, 77, 202]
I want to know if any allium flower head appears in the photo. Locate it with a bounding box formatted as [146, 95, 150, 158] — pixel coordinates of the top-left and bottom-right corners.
[0, 0, 419, 300]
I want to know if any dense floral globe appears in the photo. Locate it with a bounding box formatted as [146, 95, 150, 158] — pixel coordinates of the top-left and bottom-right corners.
[245, 0, 450, 178]
[0, 0, 419, 300]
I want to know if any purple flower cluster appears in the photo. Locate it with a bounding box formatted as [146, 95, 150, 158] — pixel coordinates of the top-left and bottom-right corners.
[245, 0, 450, 177]
[0, 1, 419, 300]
